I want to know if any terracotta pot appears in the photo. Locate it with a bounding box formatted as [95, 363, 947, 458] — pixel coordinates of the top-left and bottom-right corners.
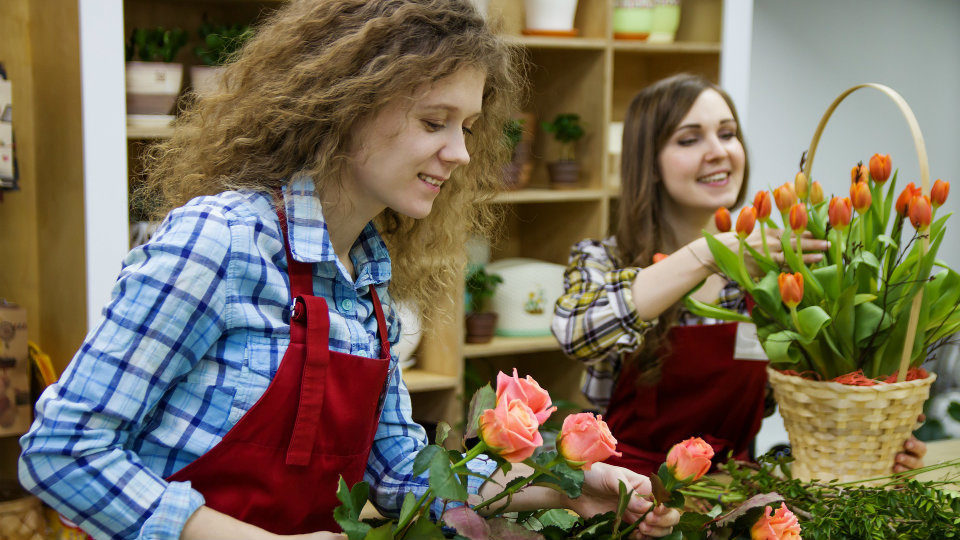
[547, 160, 580, 188]
[465, 312, 498, 344]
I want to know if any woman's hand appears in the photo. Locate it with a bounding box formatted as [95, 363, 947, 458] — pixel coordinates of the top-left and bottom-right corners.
[566, 462, 680, 538]
[696, 228, 829, 277]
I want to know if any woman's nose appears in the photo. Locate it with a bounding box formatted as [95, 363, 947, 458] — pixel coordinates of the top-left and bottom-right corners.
[439, 131, 471, 166]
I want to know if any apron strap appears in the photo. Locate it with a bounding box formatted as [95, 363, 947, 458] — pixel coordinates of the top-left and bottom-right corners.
[276, 197, 315, 299]
[286, 294, 332, 466]
[368, 286, 391, 359]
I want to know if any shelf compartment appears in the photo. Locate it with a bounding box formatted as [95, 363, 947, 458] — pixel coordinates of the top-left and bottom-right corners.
[507, 36, 607, 50]
[402, 368, 459, 392]
[492, 188, 607, 204]
[612, 41, 721, 54]
[463, 335, 560, 358]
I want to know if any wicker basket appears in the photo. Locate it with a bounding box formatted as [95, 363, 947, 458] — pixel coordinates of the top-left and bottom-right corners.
[768, 367, 936, 483]
[0, 494, 47, 540]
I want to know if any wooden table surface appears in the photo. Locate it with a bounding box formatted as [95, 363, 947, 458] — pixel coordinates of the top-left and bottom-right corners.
[916, 437, 960, 489]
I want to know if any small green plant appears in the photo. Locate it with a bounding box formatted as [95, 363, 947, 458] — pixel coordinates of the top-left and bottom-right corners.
[541, 113, 584, 161]
[465, 266, 502, 314]
[194, 19, 254, 66]
[125, 27, 188, 63]
[503, 117, 525, 154]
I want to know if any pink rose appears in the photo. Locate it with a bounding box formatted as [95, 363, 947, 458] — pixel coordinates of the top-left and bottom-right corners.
[750, 503, 802, 540]
[496, 368, 557, 425]
[557, 413, 621, 470]
[665, 437, 714, 482]
[478, 398, 543, 462]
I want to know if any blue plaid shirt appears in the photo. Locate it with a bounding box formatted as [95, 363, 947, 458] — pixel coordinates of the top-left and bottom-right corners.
[19, 177, 495, 540]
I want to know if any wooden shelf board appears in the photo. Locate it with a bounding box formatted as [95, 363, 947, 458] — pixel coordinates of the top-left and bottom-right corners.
[463, 335, 560, 358]
[402, 368, 459, 392]
[492, 188, 607, 204]
[506, 35, 607, 50]
[613, 41, 721, 54]
[126, 124, 173, 140]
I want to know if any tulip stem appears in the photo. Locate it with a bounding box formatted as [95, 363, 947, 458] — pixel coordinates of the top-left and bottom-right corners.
[737, 239, 751, 285]
[760, 222, 770, 259]
[790, 306, 802, 335]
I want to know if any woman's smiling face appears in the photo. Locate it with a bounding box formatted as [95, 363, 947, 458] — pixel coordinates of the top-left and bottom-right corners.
[343, 67, 486, 221]
[657, 88, 745, 215]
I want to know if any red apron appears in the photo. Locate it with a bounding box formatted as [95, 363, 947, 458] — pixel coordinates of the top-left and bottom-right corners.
[161, 209, 391, 534]
[603, 323, 767, 476]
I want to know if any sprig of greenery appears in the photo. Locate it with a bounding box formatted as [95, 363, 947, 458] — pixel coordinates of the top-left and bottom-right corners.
[194, 19, 254, 66]
[126, 27, 187, 63]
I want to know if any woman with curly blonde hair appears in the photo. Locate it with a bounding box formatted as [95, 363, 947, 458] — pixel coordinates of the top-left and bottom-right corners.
[20, 1, 680, 539]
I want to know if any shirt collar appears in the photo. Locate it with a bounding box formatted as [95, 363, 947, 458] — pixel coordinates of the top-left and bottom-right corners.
[282, 175, 392, 287]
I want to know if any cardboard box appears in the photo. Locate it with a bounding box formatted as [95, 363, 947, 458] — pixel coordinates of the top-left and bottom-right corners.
[0, 302, 32, 436]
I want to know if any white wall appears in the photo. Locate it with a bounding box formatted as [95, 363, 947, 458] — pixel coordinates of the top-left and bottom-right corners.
[744, 0, 960, 453]
[745, 0, 960, 270]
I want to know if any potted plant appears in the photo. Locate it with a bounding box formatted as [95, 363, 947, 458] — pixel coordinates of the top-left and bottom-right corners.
[687, 83, 957, 483]
[464, 266, 502, 344]
[125, 27, 188, 117]
[523, 0, 579, 36]
[502, 114, 534, 190]
[541, 113, 584, 188]
[191, 19, 253, 96]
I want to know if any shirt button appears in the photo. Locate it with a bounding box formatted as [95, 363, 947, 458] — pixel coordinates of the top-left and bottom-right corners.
[340, 298, 354, 312]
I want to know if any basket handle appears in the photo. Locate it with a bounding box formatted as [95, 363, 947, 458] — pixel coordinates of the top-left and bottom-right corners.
[801, 83, 930, 383]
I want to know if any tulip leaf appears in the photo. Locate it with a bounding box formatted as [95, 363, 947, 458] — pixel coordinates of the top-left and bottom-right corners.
[854, 294, 877, 305]
[704, 233, 752, 289]
[683, 296, 752, 323]
[761, 330, 803, 367]
[752, 272, 788, 323]
[876, 234, 898, 250]
[429, 450, 468, 501]
[797, 306, 831, 339]
[854, 301, 893, 347]
[812, 264, 839, 302]
[743, 241, 779, 274]
[465, 384, 496, 440]
[780, 231, 824, 299]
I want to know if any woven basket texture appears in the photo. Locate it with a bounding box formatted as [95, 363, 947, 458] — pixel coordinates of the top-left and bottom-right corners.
[0, 495, 46, 540]
[767, 367, 936, 484]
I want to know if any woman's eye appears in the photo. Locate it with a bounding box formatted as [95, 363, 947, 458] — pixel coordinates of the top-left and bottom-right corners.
[423, 120, 444, 131]
[678, 138, 698, 146]
[462, 126, 474, 136]
[719, 131, 737, 140]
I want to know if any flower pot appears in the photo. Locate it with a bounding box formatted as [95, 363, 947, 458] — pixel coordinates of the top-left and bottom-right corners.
[613, 0, 653, 41]
[547, 160, 580, 188]
[189, 65, 224, 97]
[503, 112, 535, 190]
[766, 367, 936, 484]
[648, 0, 681, 43]
[125, 61, 183, 115]
[523, 0, 579, 35]
[465, 312, 498, 344]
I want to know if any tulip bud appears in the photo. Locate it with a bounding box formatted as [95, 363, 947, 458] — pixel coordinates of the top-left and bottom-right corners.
[895, 182, 922, 216]
[850, 181, 872, 213]
[851, 162, 868, 184]
[809, 181, 824, 205]
[652, 252, 668, 264]
[753, 191, 772, 221]
[794, 172, 809, 200]
[735, 206, 757, 238]
[778, 272, 804, 309]
[773, 183, 797, 212]
[828, 196, 852, 231]
[714, 207, 732, 232]
[908, 195, 932, 231]
[931, 179, 950, 208]
[788, 203, 807, 233]
[868, 153, 892, 183]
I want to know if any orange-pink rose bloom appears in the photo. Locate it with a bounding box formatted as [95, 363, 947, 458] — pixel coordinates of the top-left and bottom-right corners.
[557, 413, 622, 470]
[478, 398, 543, 462]
[665, 437, 714, 482]
[750, 502, 802, 540]
[868, 153, 892, 183]
[496, 368, 557, 425]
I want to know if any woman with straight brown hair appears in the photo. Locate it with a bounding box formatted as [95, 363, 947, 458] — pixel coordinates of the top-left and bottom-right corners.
[552, 73, 925, 476]
[20, 2, 680, 539]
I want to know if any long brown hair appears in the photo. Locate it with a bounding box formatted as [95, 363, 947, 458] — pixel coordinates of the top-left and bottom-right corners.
[140, 0, 524, 319]
[615, 73, 749, 376]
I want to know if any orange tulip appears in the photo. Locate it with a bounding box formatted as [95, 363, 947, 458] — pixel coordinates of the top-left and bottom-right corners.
[895, 182, 922, 216]
[652, 252, 668, 264]
[794, 172, 809, 200]
[788, 203, 807, 233]
[931, 179, 950, 208]
[773, 183, 797, 212]
[736, 206, 757, 238]
[851, 162, 868, 184]
[778, 272, 804, 309]
[908, 195, 932, 231]
[809, 181, 824, 205]
[753, 191, 772, 221]
[828, 196, 852, 230]
[714, 207, 732, 232]
[868, 153, 892, 183]
[850, 181, 872, 212]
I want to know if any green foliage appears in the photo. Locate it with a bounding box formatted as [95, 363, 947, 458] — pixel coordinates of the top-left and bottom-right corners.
[503, 118, 525, 153]
[125, 27, 187, 63]
[465, 266, 502, 313]
[541, 113, 585, 161]
[194, 19, 254, 66]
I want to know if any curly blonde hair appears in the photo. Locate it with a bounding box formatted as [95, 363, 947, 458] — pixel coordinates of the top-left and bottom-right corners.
[141, 0, 524, 317]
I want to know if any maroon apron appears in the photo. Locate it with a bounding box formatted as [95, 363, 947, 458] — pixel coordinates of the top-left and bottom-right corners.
[160, 208, 391, 534]
[603, 323, 767, 476]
